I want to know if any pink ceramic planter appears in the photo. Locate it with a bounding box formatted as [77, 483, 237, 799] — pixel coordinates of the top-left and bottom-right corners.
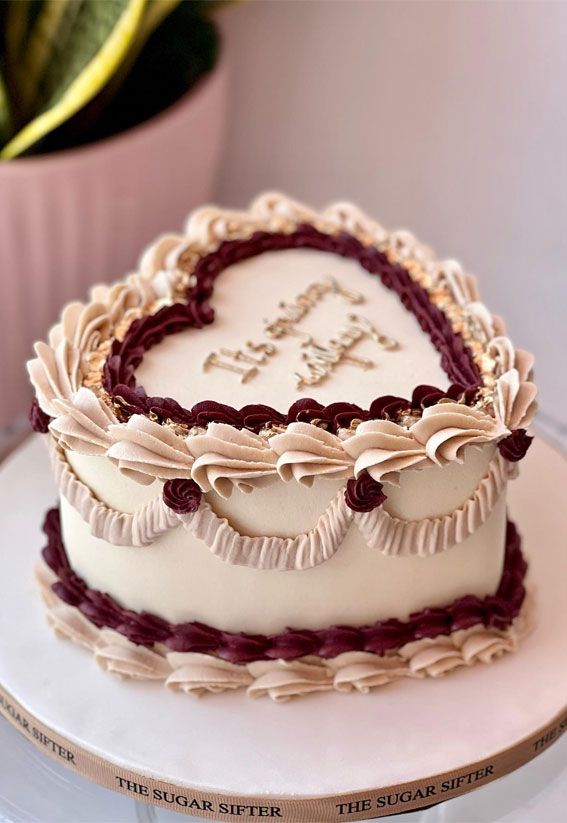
[0, 61, 227, 429]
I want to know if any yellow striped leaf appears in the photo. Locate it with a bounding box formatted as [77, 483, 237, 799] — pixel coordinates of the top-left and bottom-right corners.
[1, 0, 146, 159]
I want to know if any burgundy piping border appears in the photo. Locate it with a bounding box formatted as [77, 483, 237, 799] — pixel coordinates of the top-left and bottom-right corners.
[101, 225, 483, 433]
[41, 508, 527, 665]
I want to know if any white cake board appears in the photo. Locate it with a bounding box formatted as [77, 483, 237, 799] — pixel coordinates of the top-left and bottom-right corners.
[0, 436, 565, 822]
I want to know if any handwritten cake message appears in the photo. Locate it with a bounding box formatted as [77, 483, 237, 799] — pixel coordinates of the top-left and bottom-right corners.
[202, 277, 400, 388]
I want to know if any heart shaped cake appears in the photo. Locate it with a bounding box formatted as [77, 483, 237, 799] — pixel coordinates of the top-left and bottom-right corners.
[28, 193, 537, 701]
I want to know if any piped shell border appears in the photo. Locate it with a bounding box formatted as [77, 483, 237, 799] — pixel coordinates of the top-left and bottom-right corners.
[36, 553, 533, 703]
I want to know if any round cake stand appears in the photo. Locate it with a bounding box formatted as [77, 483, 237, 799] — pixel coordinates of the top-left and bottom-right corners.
[1, 719, 565, 823]
[0, 436, 565, 823]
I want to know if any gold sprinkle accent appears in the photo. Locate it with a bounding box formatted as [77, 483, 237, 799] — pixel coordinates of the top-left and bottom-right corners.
[259, 423, 288, 438]
[188, 426, 207, 437]
[164, 419, 190, 437]
[398, 410, 420, 427]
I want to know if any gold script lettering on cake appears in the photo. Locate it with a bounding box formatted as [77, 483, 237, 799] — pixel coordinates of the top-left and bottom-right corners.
[201, 277, 400, 386]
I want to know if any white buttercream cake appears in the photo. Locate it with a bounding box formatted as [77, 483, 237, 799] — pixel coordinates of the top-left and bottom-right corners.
[28, 193, 537, 701]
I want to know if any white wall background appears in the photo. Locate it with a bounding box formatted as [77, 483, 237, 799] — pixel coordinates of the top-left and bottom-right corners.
[217, 0, 567, 444]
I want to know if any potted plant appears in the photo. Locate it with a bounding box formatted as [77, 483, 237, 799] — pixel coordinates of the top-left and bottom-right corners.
[0, 0, 229, 429]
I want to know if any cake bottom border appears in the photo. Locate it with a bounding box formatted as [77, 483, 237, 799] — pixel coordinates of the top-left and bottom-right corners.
[40, 506, 529, 665]
[36, 557, 535, 702]
[36, 505, 534, 701]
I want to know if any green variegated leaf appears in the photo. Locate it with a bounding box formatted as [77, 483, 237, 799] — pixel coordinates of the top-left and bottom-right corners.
[1, 0, 146, 159]
[39, 0, 218, 152]
[88, 0, 218, 140]
[77, 0, 182, 119]
[16, 0, 82, 120]
[2, 0, 44, 135]
[4, 0, 44, 68]
[0, 70, 13, 146]
[140, 0, 182, 40]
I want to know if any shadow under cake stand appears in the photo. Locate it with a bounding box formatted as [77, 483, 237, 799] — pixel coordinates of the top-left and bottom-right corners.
[0, 436, 565, 822]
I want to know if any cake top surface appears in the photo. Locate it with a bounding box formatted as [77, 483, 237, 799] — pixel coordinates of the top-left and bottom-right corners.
[28, 193, 537, 490]
[135, 246, 449, 411]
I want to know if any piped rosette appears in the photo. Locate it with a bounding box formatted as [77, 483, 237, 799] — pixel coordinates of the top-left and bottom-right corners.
[107, 415, 194, 485]
[187, 423, 278, 497]
[410, 403, 509, 465]
[49, 387, 117, 456]
[269, 423, 353, 486]
[342, 420, 426, 485]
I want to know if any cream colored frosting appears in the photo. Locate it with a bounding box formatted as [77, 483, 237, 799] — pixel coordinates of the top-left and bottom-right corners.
[64, 405, 512, 491]
[95, 630, 173, 681]
[410, 403, 508, 465]
[514, 349, 536, 382]
[330, 653, 421, 693]
[323, 201, 389, 244]
[27, 339, 82, 417]
[488, 336, 516, 375]
[494, 369, 538, 430]
[432, 259, 479, 306]
[28, 274, 158, 418]
[89, 274, 156, 328]
[488, 335, 535, 380]
[183, 490, 352, 570]
[269, 423, 353, 486]
[466, 301, 497, 341]
[355, 454, 513, 557]
[42, 388, 518, 502]
[53, 444, 178, 546]
[107, 415, 194, 485]
[184, 204, 281, 250]
[166, 653, 253, 696]
[187, 423, 277, 497]
[36, 560, 533, 702]
[342, 420, 426, 483]
[49, 300, 110, 361]
[250, 191, 320, 225]
[246, 658, 336, 701]
[53, 443, 164, 545]
[138, 233, 185, 280]
[49, 388, 117, 456]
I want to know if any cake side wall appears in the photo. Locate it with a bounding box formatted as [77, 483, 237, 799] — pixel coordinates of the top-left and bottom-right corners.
[58, 444, 507, 634]
[66, 443, 497, 535]
[210, 444, 498, 533]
